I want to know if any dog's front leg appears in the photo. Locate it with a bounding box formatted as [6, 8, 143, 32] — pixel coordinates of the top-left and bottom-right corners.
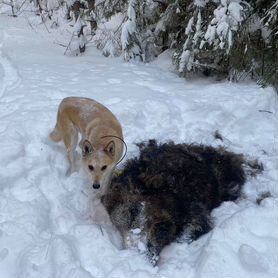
[64, 129, 78, 176]
[65, 148, 75, 176]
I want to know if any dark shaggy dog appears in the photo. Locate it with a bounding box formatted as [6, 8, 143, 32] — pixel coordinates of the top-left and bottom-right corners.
[101, 140, 263, 265]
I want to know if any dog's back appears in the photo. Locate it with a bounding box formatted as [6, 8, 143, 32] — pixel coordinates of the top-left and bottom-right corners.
[50, 97, 122, 141]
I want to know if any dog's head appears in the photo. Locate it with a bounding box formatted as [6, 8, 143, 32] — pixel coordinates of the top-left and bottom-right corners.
[81, 139, 116, 196]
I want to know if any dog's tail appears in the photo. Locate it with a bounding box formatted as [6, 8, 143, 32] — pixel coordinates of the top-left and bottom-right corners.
[49, 124, 62, 142]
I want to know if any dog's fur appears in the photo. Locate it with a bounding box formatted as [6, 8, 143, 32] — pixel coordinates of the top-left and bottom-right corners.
[101, 140, 263, 265]
[50, 97, 124, 195]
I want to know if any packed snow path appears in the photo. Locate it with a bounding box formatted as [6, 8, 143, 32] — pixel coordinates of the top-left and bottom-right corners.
[0, 15, 277, 278]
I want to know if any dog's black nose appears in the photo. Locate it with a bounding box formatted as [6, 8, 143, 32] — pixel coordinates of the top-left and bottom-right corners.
[93, 183, 100, 189]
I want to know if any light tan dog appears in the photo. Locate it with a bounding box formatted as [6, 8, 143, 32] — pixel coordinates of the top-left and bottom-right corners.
[49, 96, 124, 195]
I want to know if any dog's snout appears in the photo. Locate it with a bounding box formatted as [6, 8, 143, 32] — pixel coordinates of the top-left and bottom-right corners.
[93, 183, 100, 189]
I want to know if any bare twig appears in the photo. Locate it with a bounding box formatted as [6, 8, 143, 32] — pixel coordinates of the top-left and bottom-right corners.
[41, 14, 51, 33]
[25, 16, 38, 32]
[14, 0, 28, 16]
[98, 224, 104, 236]
[64, 32, 75, 55]
[258, 110, 273, 114]
[54, 41, 68, 47]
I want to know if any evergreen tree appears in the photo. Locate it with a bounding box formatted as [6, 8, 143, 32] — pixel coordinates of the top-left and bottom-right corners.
[2, 0, 277, 90]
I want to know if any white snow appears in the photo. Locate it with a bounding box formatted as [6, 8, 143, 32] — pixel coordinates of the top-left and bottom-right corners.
[93, 12, 125, 57]
[131, 228, 141, 235]
[0, 13, 278, 278]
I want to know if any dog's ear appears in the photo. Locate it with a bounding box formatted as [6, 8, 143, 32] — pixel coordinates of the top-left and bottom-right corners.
[82, 140, 93, 156]
[104, 140, 115, 157]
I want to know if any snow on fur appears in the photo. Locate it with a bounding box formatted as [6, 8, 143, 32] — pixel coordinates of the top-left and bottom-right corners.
[102, 140, 263, 266]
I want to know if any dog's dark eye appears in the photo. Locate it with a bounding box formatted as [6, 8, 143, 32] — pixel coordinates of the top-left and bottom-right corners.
[101, 165, 107, 171]
[88, 165, 94, 171]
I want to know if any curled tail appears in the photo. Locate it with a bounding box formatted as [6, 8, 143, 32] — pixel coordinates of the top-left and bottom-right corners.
[49, 124, 62, 142]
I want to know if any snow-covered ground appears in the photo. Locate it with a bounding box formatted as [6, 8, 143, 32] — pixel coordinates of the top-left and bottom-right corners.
[0, 14, 277, 278]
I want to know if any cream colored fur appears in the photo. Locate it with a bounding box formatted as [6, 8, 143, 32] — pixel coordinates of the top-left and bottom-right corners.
[50, 97, 124, 195]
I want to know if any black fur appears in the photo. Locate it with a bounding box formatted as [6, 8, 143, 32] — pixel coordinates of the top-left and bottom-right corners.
[101, 140, 263, 265]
